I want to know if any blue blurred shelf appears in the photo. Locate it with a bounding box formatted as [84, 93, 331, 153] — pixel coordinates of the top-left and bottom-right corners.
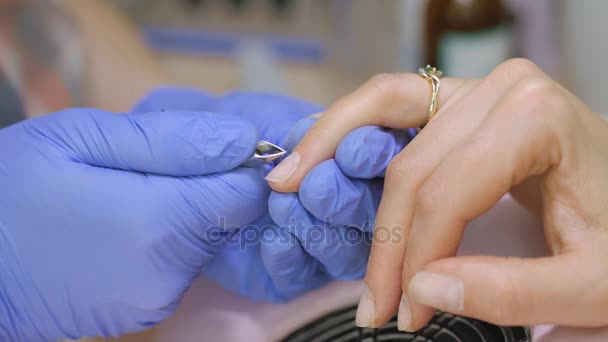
[142, 26, 327, 64]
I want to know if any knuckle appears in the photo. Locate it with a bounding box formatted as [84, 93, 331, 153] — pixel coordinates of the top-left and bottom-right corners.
[502, 58, 542, 74]
[514, 76, 559, 101]
[367, 73, 401, 92]
[490, 58, 544, 82]
[507, 77, 575, 129]
[364, 73, 417, 104]
[359, 73, 423, 126]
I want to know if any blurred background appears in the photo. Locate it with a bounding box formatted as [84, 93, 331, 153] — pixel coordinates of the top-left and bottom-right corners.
[0, 0, 606, 341]
[1, 0, 607, 130]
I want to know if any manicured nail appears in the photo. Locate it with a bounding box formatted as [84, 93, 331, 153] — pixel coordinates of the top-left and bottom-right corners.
[355, 285, 376, 328]
[397, 294, 412, 331]
[265, 152, 300, 183]
[409, 272, 464, 312]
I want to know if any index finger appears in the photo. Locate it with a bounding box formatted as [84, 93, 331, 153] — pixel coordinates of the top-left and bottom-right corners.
[266, 73, 465, 192]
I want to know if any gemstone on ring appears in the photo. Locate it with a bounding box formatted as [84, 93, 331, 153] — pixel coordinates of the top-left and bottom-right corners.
[419, 65, 443, 79]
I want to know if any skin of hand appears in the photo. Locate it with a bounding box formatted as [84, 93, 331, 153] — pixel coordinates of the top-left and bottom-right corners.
[266, 58, 608, 331]
[0, 107, 268, 341]
[132, 88, 413, 301]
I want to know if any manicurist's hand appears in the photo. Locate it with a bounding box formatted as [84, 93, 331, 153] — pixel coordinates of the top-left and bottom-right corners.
[0, 107, 267, 341]
[267, 59, 608, 331]
[133, 88, 413, 302]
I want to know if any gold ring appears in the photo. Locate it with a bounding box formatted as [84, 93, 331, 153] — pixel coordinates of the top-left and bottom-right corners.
[417, 65, 443, 130]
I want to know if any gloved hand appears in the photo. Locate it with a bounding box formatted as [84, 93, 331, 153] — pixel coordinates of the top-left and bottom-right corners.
[133, 88, 326, 301]
[133, 88, 412, 301]
[0, 107, 268, 341]
[264, 120, 412, 300]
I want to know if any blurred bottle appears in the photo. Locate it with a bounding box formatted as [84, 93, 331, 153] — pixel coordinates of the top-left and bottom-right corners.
[425, 0, 514, 78]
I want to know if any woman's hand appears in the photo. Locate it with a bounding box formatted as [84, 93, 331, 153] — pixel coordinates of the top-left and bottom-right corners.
[267, 58, 608, 331]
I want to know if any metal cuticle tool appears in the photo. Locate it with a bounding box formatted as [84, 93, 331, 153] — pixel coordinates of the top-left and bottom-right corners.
[241, 140, 287, 167]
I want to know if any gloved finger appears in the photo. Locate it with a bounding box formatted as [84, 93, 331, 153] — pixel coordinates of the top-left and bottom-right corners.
[335, 126, 411, 179]
[130, 87, 216, 113]
[299, 159, 382, 231]
[33, 108, 258, 176]
[269, 192, 370, 280]
[411, 251, 608, 327]
[150, 167, 269, 268]
[208, 91, 323, 146]
[261, 226, 332, 301]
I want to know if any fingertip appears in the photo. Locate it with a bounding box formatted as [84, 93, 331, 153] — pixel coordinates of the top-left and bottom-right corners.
[266, 151, 307, 193]
[363, 277, 402, 328]
[403, 261, 453, 331]
[362, 252, 407, 328]
[267, 178, 299, 193]
[407, 304, 437, 332]
[268, 114, 343, 193]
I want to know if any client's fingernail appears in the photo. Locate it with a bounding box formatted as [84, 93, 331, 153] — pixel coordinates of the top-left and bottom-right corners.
[409, 272, 464, 312]
[397, 294, 412, 331]
[355, 285, 376, 327]
[265, 152, 300, 183]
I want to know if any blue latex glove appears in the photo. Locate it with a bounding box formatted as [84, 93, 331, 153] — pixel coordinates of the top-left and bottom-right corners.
[0, 107, 268, 341]
[133, 88, 413, 301]
[133, 88, 324, 301]
[265, 121, 412, 299]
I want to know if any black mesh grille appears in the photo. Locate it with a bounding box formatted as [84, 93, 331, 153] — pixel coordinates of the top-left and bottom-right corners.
[282, 305, 530, 342]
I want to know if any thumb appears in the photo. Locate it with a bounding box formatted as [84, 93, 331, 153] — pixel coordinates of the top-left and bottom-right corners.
[408, 254, 607, 327]
[31, 108, 258, 176]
